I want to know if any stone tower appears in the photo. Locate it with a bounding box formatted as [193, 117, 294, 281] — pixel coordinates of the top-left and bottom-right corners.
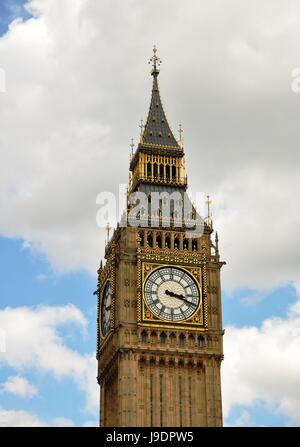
[97, 47, 225, 427]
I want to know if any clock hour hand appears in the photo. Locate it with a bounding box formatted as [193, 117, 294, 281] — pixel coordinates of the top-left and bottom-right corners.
[165, 290, 197, 307]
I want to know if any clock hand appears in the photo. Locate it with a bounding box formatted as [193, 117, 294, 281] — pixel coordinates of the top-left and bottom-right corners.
[165, 290, 197, 307]
[105, 305, 111, 311]
[165, 289, 184, 299]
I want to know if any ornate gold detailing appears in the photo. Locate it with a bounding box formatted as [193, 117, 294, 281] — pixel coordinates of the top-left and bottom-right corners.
[130, 137, 134, 158]
[178, 124, 184, 148]
[105, 222, 112, 246]
[205, 195, 212, 228]
[139, 119, 144, 143]
[149, 44, 161, 73]
[130, 151, 187, 191]
[202, 250, 209, 328]
[97, 242, 116, 351]
[137, 257, 208, 332]
[144, 308, 154, 320]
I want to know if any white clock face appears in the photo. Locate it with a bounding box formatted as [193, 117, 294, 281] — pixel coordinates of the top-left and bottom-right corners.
[101, 281, 112, 337]
[144, 267, 200, 321]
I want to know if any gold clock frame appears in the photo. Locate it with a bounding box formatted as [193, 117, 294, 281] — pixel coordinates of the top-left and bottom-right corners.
[138, 260, 208, 331]
[99, 280, 113, 340]
[97, 242, 116, 351]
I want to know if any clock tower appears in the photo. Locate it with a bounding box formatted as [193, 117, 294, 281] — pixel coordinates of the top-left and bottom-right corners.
[97, 47, 225, 427]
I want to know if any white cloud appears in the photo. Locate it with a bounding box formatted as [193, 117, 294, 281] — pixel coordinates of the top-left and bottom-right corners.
[0, 0, 299, 293]
[0, 407, 74, 427]
[1, 376, 38, 398]
[222, 298, 300, 424]
[0, 305, 98, 413]
[229, 410, 251, 427]
[82, 419, 99, 427]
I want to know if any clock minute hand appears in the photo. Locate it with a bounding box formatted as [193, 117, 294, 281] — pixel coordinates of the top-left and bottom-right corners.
[165, 290, 197, 307]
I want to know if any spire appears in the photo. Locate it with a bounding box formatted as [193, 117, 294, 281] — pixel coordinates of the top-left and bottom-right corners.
[215, 231, 219, 257]
[141, 46, 180, 148]
[206, 195, 213, 228]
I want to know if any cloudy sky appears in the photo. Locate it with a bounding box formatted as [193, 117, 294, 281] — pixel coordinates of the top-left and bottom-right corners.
[0, 0, 300, 427]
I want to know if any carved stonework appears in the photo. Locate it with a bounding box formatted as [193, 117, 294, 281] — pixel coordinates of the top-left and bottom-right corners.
[97, 49, 225, 428]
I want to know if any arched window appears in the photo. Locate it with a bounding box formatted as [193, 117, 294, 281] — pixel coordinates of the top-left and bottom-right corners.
[160, 332, 167, 344]
[141, 330, 147, 343]
[197, 335, 205, 348]
[166, 165, 170, 179]
[150, 331, 157, 344]
[165, 235, 170, 249]
[159, 164, 164, 179]
[147, 162, 151, 177]
[172, 165, 176, 180]
[169, 332, 176, 346]
[193, 240, 198, 251]
[156, 234, 162, 248]
[174, 237, 179, 249]
[179, 334, 185, 346]
[147, 233, 153, 247]
[188, 334, 195, 347]
[153, 163, 158, 178]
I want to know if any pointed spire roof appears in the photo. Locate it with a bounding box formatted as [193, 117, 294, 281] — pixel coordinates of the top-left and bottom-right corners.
[141, 46, 180, 149]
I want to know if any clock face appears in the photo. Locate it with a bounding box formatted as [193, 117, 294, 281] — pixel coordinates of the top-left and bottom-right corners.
[101, 281, 112, 337]
[144, 267, 200, 322]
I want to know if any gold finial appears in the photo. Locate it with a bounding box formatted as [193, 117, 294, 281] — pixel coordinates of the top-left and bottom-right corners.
[215, 231, 219, 257]
[178, 124, 183, 147]
[149, 45, 161, 74]
[139, 119, 144, 141]
[106, 222, 112, 242]
[206, 195, 212, 227]
[130, 137, 134, 156]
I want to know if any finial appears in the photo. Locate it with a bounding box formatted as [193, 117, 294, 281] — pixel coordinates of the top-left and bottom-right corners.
[206, 195, 213, 228]
[130, 137, 134, 156]
[106, 222, 112, 242]
[215, 231, 219, 257]
[100, 260, 103, 269]
[149, 45, 161, 75]
[178, 124, 184, 147]
[139, 119, 144, 142]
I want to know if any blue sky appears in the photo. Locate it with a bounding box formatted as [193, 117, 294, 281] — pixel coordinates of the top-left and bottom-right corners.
[1, 238, 298, 426]
[0, 236, 98, 426]
[0, 0, 300, 428]
[0, 0, 31, 35]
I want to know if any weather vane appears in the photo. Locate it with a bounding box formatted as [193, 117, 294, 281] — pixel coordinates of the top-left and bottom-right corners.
[149, 45, 162, 73]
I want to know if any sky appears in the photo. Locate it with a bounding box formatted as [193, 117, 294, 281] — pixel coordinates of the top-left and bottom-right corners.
[0, 0, 300, 427]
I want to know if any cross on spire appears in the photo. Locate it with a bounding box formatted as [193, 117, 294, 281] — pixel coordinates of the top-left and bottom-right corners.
[142, 47, 179, 148]
[148, 45, 161, 75]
